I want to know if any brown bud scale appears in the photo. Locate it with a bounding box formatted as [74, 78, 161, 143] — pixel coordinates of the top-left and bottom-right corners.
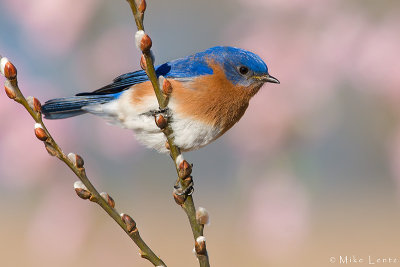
[173, 192, 186, 205]
[75, 154, 84, 168]
[140, 34, 152, 52]
[138, 0, 147, 13]
[4, 85, 16, 99]
[178, 160, 192, 179]
[35, 127, 48, 141]
[121, 214, 137, 233]
[162, 79, 173, 95]
[195, 240, 207, 255]
[4, 61, 17, 79]
[101, 192, 115, 208]
[155, 114, 167, 129]
[182, 176, 193, 188]
[33, 97, 42, 112]
[75, 188, 91, 200]
[179, 160, 190, 170]
[45, 144, 57, 157]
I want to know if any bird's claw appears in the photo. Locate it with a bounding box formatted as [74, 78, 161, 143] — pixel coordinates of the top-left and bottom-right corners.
[154, 107, 171, 118]
[173, 180, 194, 197]
[141, 107, 171, 118]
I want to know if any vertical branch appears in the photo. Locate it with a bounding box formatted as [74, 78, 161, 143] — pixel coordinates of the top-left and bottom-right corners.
[125, 1, 211, 266]
[0, 56, 166, 266]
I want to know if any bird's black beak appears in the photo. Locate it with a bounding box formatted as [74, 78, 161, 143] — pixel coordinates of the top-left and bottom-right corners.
[263, 74, 280, 84]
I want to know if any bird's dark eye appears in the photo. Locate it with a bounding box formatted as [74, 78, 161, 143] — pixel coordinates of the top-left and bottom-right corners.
[239, 66, 249, 75]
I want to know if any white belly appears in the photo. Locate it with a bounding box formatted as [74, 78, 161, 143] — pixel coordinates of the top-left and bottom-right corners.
[86, 90, 221, 153]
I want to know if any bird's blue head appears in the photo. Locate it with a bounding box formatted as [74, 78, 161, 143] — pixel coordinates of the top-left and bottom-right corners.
[204, 46, 279, 87]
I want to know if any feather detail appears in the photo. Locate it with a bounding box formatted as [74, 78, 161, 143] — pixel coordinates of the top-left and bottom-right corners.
[41, 94, 120, 119]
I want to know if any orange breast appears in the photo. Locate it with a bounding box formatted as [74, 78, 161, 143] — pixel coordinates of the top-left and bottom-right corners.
[130, 81, 155, 105]
[171, 63, 261, 135]
[129, 63, 262, 136]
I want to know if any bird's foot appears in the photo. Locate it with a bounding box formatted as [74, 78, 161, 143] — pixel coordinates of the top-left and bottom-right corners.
[173, 179, 194, 197]
[152, 107, 171, 118]
[140, 107, 171, 118]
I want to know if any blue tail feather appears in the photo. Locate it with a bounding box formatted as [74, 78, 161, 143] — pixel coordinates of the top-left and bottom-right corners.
[42, 94, 119, 119]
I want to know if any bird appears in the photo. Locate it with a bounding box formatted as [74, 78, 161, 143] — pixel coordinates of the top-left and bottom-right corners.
[41, 46, 279, 153]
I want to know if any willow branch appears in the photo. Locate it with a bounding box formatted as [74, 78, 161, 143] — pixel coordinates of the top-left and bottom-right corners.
[0, 55, 166, 267]
[126, 1, 210, 266]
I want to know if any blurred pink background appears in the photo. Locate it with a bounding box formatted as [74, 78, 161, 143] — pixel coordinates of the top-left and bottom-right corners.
[1, 0, 400, 266]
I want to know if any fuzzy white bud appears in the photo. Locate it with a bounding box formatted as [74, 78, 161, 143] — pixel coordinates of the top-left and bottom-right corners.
[196, 236, 206, 243]
[135, 30, 145, 50]
[175, 154, 184, 166]
[68, 152, 84, 168]
[27, 96, 35, 110]
[4, 79, 17, 99]
[196, 207, 210, 225]
[68, 153, 77, 165]
[34, 123, 43, 130]
[74, 181, 88, 191]
[0, 57, 9, 76]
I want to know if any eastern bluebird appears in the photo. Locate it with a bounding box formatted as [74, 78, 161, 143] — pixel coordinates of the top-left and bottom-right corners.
[41, 46, 279, 153]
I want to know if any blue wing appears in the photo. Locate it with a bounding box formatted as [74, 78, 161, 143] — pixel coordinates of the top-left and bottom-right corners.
[42, 49, 216, 119]
[76, 69, 150, 96]
[76, 53, 214, 96]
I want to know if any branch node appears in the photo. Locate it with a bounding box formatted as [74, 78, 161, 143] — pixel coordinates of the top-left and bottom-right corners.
[140, 250, 151, 261]
[89, 194, 98, 202]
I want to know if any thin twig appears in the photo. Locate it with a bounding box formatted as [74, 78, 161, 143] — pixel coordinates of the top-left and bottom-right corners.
[125, 1, 211, 266]
[0, 55, 166, 267]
